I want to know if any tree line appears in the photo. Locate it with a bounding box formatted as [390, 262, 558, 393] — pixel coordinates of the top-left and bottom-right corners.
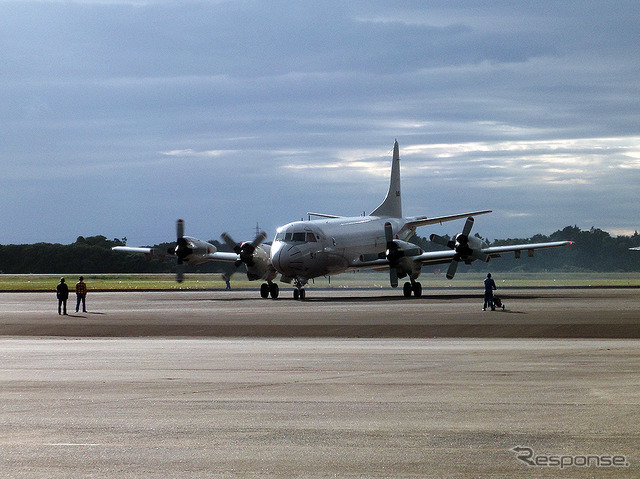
[412, 226, 640, 273]
[0, 226, 639, 275]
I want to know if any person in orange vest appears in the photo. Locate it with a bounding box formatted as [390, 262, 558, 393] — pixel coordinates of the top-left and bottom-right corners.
[75, 276, 87, 313]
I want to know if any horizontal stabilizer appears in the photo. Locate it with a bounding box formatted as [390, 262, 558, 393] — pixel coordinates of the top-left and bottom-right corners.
[405, 210, 492, 229]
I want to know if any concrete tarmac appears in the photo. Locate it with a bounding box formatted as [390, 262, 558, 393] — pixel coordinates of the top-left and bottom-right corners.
[1, 287, 640, 337]
[1, 288, 639, 477]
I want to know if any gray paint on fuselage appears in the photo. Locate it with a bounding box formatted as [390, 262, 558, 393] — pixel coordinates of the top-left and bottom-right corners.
[271, 215, 409, 281]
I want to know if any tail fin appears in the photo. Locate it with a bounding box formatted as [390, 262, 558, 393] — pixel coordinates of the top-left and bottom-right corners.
[370, 140, 402, 218]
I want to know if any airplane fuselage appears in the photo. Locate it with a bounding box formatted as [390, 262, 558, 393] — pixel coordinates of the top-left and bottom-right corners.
[271, 215, 411, 283]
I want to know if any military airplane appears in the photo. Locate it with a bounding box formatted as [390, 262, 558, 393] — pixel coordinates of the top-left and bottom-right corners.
[113, 140, 572, 299]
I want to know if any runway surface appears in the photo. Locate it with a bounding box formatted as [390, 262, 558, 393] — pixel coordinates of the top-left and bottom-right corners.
[1, 287, 640, 337]
[1, 288, 639, 477]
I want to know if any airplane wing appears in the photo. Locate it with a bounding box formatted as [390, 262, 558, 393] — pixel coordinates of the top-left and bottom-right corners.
[196, 252, 240, 262]
[113, 244, 239, 283]
[112, 246, 239, 264]
[112, 246, 156, 255]
[630, 246, 640, 251]
[347, 240, 573, 271]
[481, 241, 574, 256]
[414, 240, 573, 266]
[112, 221, 279, 285]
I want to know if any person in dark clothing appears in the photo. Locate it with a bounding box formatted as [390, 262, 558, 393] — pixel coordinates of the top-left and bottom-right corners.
[56, 277, 69, 315]
[483, 273, 497, 311]
[75, 276, 87, 313]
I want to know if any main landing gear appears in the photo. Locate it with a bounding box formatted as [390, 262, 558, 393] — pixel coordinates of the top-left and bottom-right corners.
[403, 280, 422, 298]
[260, 282, 279, 299]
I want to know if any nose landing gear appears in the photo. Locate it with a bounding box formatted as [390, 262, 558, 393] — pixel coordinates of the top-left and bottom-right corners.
[292, 279, 307, 300]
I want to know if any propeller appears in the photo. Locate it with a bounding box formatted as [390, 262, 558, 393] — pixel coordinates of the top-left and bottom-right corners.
[383, 222, 421, 287]
[384, 223, 400, 287]
[430, 217, 488, 279]
[173, 219, 191, 283]
[221, 230, 267, 270]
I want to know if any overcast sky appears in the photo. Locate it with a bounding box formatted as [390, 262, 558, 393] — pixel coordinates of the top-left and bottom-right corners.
[1, 0, 639, 246]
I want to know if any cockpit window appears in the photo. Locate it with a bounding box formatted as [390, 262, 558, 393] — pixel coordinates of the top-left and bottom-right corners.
[276, 229, 318, 243]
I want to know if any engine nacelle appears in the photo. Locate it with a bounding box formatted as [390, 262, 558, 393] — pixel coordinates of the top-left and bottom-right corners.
[393, 240, 423, 256]
[467, 235, 488, 251]
[456, 235, 489, 264]
[183, 236, 218, 266]
[245, 245, 276, 281]
[387, 240, 423, 280]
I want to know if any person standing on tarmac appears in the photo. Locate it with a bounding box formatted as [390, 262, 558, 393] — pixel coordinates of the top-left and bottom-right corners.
[483, 273, 497, 311]
[75, 276, 87, 313]
[56, 277, 69, 315]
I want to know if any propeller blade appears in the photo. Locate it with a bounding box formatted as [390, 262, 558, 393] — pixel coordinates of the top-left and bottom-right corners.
[220, 232, 240, 253]
[384, 222, 394, 244]
[446, 259, 458, 280]
[430, 234, 449, 247]
[382, 222, 403, 286]
[220, 232, 233, 246]
[383, 222, 404, 264]
[251, 231, 267, 248]
[173, 220, 192, 282]
[176, 263, 186, 283]
[430, 234, 456, 250]
[389, 268, 399, 288]
[461, 217, 474, 237]
[177, 219, 184, 240]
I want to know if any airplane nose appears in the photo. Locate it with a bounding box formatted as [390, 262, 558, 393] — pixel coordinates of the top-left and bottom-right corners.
[273, 245, 304, 275]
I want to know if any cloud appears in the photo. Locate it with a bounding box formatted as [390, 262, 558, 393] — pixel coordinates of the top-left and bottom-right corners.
[0, 1, 638, 245]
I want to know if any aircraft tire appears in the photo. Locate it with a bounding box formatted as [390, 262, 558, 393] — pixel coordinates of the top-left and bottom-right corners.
[403, 282, 413, 298]
[269, 283, 279, 299]
[260, 283, 270, 299]
[413, 282, 422, 297]
[293, 289, 299, 300]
